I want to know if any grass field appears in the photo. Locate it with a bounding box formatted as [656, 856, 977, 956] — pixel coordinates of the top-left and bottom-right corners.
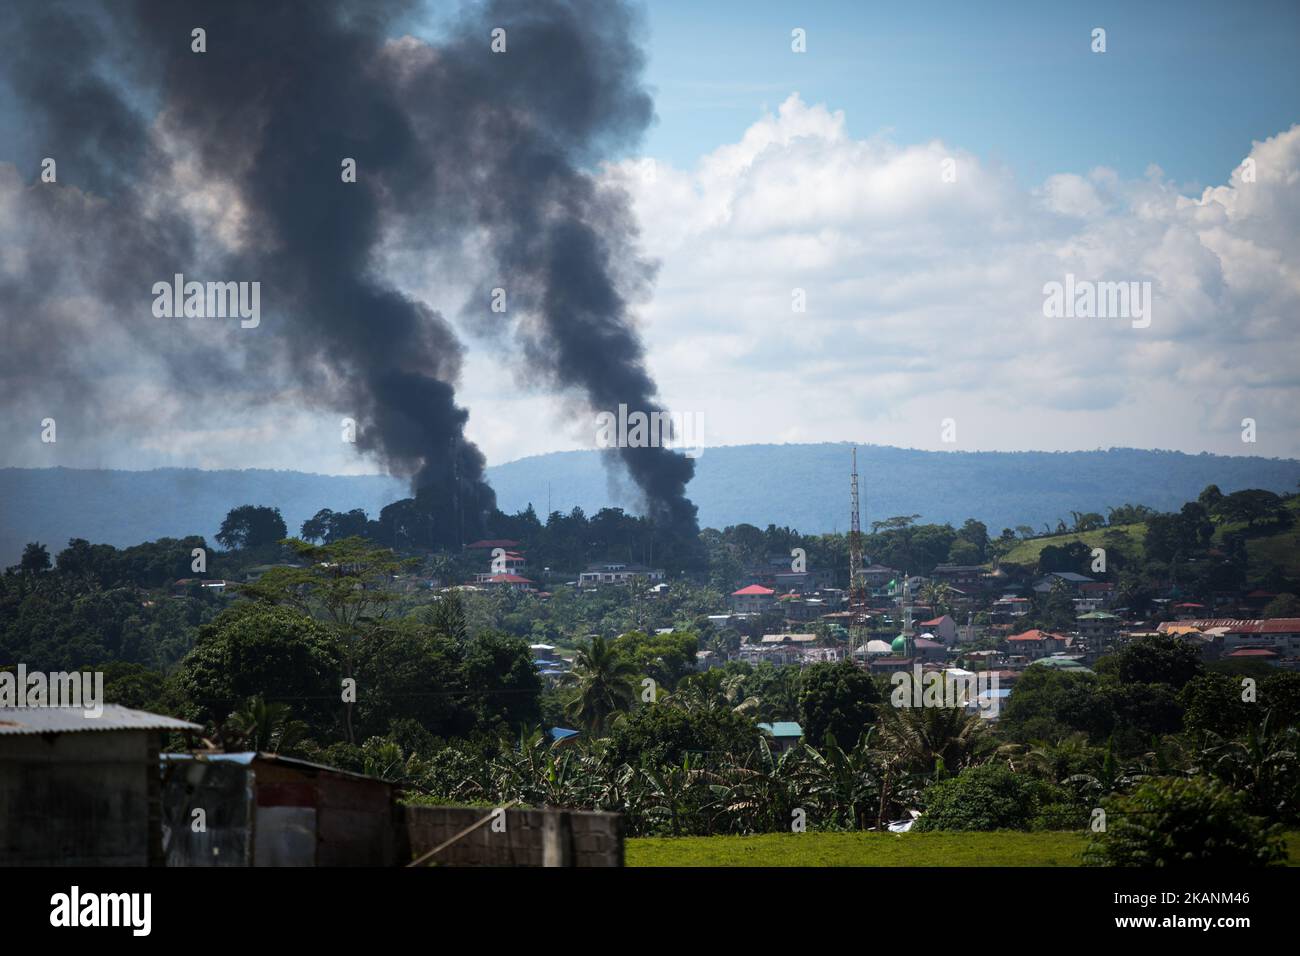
[998, 496, 1300, 579]
[627, 830, 1300, 867]
[1225, 498, 1300, 580]
[999, 524, 1146, 568]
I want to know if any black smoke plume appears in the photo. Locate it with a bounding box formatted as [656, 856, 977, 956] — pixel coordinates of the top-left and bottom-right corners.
[0, 0, 697, 549]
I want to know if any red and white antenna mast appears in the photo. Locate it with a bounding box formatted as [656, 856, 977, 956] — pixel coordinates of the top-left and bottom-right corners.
[848, 447, 868, 661]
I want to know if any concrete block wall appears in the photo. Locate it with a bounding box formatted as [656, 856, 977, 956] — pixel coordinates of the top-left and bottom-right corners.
[398, 805, 623, 867]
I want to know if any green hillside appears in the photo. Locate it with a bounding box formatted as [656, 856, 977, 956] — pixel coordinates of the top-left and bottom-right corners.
[1220, 496, 1300, 579]
[1001, 523, 1147, 567]
[999, 497, 1300, 578]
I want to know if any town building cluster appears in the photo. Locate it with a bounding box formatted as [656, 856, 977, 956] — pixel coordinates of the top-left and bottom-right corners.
[700, 557, 1300, 716]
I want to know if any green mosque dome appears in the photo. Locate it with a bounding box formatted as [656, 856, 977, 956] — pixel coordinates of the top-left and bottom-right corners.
[891, 634, 910, 655]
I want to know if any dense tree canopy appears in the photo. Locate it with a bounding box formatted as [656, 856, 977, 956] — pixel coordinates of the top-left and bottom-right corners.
[605, 701, 760, 767]
[174, 602, 343, 731]
[2, 480, 1298, 843]
[19, 542, 50, 573]
[799, 661, 881, 747]
[216, 505, 288, 551]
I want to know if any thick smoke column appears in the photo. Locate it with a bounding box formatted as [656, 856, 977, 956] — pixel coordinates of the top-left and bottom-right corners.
[0, 0, 697, 545]
[390, 0, 700, 538]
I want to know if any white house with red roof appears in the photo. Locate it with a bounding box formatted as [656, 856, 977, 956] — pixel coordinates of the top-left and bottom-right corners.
[1158, 618, 1300, 658]
[918, 614, 958, 645]
[577, 562, 665, 586]
[1221, 618, 1300, 658]
[731, 584, 777, 614]
[474, 550, 526, 575]
[479, 573, 536, 592]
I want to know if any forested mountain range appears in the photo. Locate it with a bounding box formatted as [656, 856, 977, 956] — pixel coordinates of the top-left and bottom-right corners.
[2, 444, 1297, 564]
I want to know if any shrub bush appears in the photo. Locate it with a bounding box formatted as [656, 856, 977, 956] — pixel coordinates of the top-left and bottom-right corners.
[1083, 776, 1287, 867]
[915, 764, 1070, 831]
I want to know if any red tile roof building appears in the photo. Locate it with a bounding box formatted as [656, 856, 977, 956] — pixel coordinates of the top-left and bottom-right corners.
[1005, 629, 1069, 660]
[731, 584, 777, 614]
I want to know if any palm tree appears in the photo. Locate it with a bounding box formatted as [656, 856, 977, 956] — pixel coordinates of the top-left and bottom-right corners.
[421, 591, 468, 641]
[800, 730, 882, 830]
[707, 738, 808, 835]
[761, 668, 803, 722]
[1008, 731, 1097, 781]
[562, 636, 639, 737]
[362, 738, 408, 782]
[919, 580, 954, 617]
[877, 702, 988, 775]
[1062, 735, 1149, 799]
[640, 757, 709, 837]
[669, 675, 760, 716]
[721, 673, 761, 715]
[1198, 712, 1298, 817]
[224, 695, 305, 753]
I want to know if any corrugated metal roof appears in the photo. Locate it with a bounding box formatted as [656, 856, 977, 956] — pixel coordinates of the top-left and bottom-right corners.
[162, 751, 257, 765]
[758, 721, 803, 738]
[0, 704, 201, 735]
[162, 751, 395, 784]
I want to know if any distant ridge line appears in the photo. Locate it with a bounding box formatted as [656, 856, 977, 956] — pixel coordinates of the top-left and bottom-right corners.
[1, 445, 1296, 565]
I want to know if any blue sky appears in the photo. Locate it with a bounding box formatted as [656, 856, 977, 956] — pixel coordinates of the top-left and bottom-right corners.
[637, 0, 1300, 189]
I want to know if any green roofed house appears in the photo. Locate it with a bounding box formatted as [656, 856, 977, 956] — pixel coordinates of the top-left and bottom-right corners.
[1076, 610, 1120, 647]
[758, 722, 803, 753]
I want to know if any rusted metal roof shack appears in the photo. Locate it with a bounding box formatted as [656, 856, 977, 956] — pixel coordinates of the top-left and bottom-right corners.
[162, 752, 397, 866]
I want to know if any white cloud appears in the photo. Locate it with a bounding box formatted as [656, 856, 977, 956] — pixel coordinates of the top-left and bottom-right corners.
[576, 94, 1300, 460]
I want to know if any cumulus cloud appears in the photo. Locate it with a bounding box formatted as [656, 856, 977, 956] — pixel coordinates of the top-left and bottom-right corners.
[594, 95, 1300, 459]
